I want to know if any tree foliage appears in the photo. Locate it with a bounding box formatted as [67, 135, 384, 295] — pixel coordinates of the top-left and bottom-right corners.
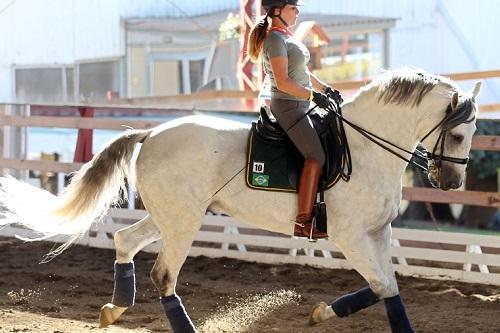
[219, 13, 240, 41]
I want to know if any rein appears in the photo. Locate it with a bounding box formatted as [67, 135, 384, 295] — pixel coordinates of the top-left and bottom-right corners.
[325, 101, 474, 174]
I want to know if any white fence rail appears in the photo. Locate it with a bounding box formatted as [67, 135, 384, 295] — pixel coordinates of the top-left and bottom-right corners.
[1, 208, 499, 286]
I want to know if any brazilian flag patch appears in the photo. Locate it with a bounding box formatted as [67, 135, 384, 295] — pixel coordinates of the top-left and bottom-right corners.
[252, 174, 270, 187]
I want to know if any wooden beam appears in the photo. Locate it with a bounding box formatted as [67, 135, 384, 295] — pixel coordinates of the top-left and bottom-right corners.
[330, 79, 367, 91]
[443, 70, 500, 81]
[390, 246, 500, 266]
[402, 187, 500, 208]
[480, 103, 500, 112]
[124, 89, 258, 105]
[472, 135, 500, 151]
[0, 158, 83, 173]
[393, 228, 500, 248]
[329, 70, 500, 93]
[0, 115, 163, 130]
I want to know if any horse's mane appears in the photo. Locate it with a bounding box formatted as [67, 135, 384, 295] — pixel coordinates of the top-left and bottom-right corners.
[374, 68, 458, 107]
[369, 68, 475, 129]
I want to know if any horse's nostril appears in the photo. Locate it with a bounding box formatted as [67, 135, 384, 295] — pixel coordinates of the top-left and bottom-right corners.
[447, 181, 458, 190]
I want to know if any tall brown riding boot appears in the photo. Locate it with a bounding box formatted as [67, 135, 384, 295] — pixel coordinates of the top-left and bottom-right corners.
[294, 159, 328, 240]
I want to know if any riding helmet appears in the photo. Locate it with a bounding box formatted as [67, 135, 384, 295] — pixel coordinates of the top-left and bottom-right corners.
[262, 0, 305, 10]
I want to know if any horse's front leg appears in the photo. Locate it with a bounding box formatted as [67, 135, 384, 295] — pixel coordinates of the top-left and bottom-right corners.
[310, 224, 415, 333]
[100, 215, 161, 327]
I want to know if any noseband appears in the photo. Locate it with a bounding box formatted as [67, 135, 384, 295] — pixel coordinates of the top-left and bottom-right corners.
[420, 102, 475, 169]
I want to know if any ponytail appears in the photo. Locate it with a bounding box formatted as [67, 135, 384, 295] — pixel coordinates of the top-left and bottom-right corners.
[247, 14, 270, 62]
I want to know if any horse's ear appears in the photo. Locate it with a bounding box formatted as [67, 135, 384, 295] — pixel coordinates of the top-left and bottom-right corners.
[471, 81, 482, 101]
[451, 92, 459, 110]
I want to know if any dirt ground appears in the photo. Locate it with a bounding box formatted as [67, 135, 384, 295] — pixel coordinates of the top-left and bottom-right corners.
[0, 237, 499, 333]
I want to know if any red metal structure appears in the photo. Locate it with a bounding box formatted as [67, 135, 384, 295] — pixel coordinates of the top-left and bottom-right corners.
[73, 107, 94, 163]
[238, 0, 262, 91]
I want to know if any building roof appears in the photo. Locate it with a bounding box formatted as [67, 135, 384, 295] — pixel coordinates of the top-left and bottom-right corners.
[294, 21, 330, 45]
[126, 11, 229, 33]
[300, 14, 398, 34]
[126, 11, 398, 34]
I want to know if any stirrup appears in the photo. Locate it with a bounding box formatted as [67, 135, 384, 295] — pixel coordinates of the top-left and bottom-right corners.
[308, 217, 325, 242]
[308, 223, 318, 243]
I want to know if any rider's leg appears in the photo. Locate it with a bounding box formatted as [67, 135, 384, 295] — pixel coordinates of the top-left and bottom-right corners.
[270, 99, 327, 239]
[294, 158, 327, 239]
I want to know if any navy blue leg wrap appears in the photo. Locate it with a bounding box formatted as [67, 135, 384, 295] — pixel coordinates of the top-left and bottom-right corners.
[331, 287, 379, 317]
[384, 295, 415, 333]
[161, 294, 196, 333]
[111, 261, 136, 307]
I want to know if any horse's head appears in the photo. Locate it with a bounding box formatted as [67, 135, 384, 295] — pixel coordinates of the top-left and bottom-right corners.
[423, 82, 481, 190]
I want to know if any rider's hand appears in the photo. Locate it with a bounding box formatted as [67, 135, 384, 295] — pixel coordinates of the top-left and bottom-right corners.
[325, 86, 344, 105]
[311, 91, 330, 109]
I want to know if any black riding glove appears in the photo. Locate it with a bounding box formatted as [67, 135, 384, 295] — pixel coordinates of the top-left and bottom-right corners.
[311, 91, 330, 109]
[325, 86, 344, 105]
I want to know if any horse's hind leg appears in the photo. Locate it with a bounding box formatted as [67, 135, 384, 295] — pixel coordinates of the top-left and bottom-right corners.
[99, 215, 161, 328]
[310, 225, 415, 333]
[150, 213, 202, 333]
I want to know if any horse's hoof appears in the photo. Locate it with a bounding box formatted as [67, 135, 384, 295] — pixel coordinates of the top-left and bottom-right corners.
[99, 303, 127, 328]
[308, 302, 330, 326]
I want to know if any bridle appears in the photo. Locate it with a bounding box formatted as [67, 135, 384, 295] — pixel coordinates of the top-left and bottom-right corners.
[420, 103, 475, 168]
[322, 99, 475, 176]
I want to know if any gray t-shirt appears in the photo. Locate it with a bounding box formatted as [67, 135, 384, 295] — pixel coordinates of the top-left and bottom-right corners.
[262, 30, 312, 101]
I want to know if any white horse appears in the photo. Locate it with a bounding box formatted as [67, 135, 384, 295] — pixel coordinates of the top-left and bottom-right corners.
[0, 69, 481, 333]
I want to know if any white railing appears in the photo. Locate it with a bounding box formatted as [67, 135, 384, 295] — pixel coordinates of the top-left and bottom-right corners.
[1, 208, 499, 286]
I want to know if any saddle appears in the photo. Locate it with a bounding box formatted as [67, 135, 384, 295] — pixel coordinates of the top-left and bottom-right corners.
[245, 105, 350, 193]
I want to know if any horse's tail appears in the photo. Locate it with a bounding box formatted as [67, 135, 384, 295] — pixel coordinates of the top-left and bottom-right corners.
[0, 128, 152, 259]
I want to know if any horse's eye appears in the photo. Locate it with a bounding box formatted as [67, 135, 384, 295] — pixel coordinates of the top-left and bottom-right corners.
[452, 134, 464, 143]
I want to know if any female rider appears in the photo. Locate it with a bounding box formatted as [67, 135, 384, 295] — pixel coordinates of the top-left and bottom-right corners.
[248, 0, 343, 240]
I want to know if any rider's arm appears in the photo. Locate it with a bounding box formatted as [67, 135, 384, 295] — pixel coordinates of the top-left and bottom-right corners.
[309, 72, 329, 93]
[270, 56, 312, 100]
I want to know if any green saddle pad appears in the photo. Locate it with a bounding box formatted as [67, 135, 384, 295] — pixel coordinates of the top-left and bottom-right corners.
[245, 106, 348, 193]
[246, 122, 302, 192]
